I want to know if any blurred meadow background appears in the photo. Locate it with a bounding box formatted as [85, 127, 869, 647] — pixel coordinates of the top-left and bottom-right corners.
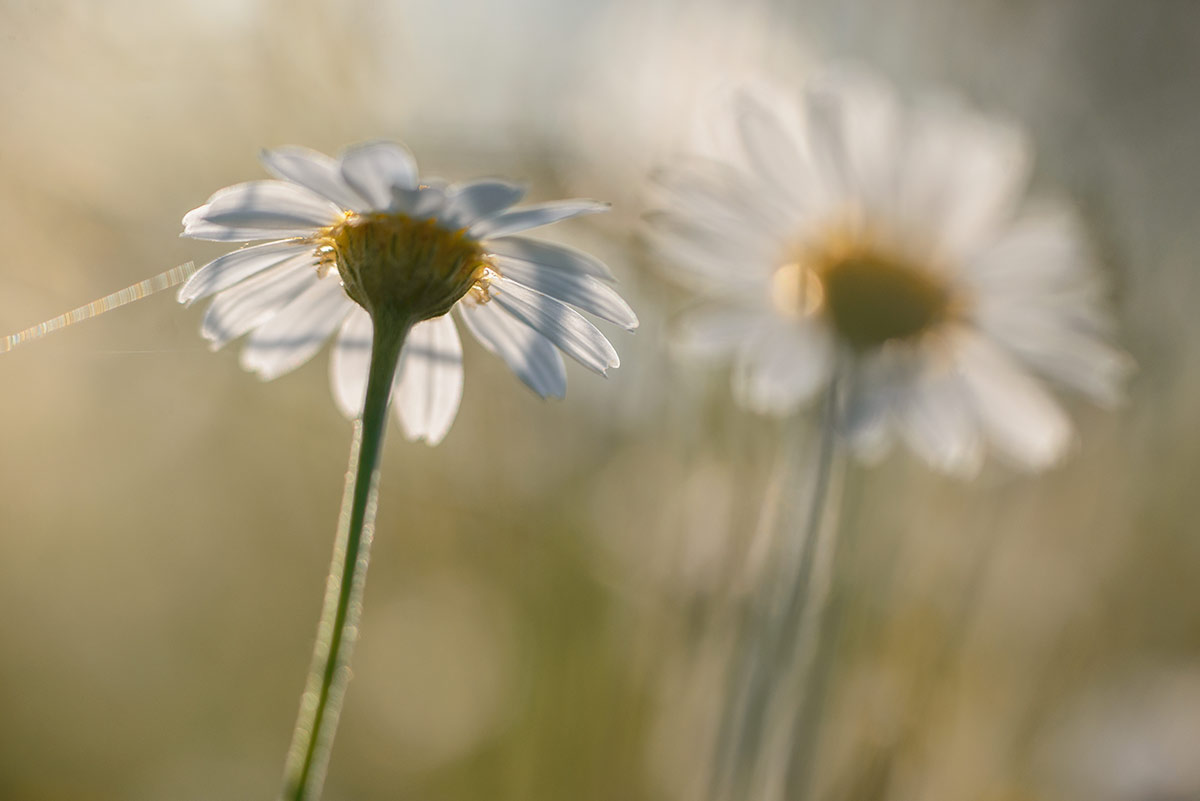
[0, 1, 1196, 800]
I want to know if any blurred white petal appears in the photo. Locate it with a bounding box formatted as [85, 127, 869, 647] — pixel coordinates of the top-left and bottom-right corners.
[898, 100, 1031, 259]
[731, 85, 811, 209]
[969, 206, 1132, 405]
[671, 306, 765, 358]
[644, 210, 776, 299]
[803, 67, 900, 211]
[894, 357, 984, 476]
[733, 320, 832, 415]
[957, 333, 1073, 470]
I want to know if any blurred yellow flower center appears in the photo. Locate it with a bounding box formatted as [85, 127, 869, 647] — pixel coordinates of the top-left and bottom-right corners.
[318, 213, 487, 322]
[775, 242, 953, 350]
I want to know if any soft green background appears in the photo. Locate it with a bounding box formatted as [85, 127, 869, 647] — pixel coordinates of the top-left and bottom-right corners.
[0, 1, 1195, 800]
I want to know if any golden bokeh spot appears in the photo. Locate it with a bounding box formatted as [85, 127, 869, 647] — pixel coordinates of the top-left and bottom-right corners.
[775, 234, 956, 351]
[771, 261, 825, 318]
[316, 213, 489, 322]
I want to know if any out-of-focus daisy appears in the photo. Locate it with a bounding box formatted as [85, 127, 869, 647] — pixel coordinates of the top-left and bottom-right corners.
[180, 140, 636, 444]
[650, 71, 1129, 474]
[562, 0, 810, 223]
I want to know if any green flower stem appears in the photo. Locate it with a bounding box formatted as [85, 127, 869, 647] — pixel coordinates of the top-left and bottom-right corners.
[280, 311, 411, 801]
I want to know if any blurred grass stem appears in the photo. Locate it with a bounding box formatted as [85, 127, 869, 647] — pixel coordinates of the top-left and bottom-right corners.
[280, 312, 411, 801]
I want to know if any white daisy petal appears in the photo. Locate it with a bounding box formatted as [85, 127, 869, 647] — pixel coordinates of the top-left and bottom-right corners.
[899, 101, 1030, 259]
[457, 298, 566, 399]
[651, 156, 792, 238]
[492, 258, 639, 330]
[968, 206, 1131, 404]
[804, 69, 900, 210]
[671, 306, 766, 359]
[469, 200, 609, 240]
[340, 140, 419, 210]
[731, 87, 811, 210]
[239, 279, 354, 381]
[957, 334, 1073, 470]
[178, 241, 315, 305]
[393, 314, 463, 445]
[390, 179, 451, 219]
[488, 276, 619, 375]
[484, 236, 615, 281]
[981, 308, 1130, 406]
[329, 307, 373, 418]
[967, 205, 1095, 294]
[940, 121, 1030, 258]
[438, 180, 526, 230]
[182, 180, 341, 240]
[201, 258, 321, 349]
[181, 218, 318, 242]
[644, 211, 776, 299]
[894, 361, 984, 476]
[734, 320, 833, 415]
[261, 145, 370, 211]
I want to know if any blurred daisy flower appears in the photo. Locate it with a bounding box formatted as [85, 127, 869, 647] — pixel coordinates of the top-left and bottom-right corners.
[180, 140, 636, 444]
[650, 70, 1129, 474]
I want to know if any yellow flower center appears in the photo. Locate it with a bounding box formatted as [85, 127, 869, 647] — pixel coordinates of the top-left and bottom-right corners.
[775, 235, 955, 351]
[317, 213, 488, 322]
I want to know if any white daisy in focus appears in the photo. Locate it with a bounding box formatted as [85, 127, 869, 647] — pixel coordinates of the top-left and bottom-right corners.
[179, 140, 637, 445]
[649, 71, 1130, 475]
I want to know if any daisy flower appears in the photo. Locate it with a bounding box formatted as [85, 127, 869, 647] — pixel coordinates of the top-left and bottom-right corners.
[180, 140, 637, 444]
[179, 140, 636, 801]
[650, 71, 1129, 475]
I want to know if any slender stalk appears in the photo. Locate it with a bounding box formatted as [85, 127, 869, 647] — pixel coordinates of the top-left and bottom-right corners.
[782, 380, 853, 799]
[280, 312, 411, 801]
[775, 374, 843, 680]
[706, 419, 803, 801]
[781, 509, 853, 799]
[710, 378, 845, 801]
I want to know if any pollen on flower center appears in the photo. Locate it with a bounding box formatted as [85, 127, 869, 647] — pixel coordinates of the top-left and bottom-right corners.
[318, 212, 488, 322]
[774, 241, 954, 350]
